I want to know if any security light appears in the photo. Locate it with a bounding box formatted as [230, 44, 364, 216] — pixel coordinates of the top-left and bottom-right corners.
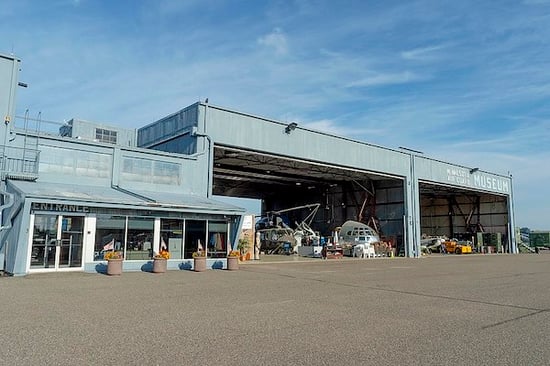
[285, 122, 298, 134]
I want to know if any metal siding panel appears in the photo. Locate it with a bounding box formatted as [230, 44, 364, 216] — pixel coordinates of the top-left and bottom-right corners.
[204, 106, 411, 177]
[415, 156, 511, 196]
[137, 105, 198, 147]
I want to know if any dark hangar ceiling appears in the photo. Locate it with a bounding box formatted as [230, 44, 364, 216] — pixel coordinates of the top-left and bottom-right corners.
[212, 146, 389, 199]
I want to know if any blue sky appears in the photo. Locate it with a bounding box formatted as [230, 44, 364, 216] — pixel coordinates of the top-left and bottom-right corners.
[1, 0, 549, 229]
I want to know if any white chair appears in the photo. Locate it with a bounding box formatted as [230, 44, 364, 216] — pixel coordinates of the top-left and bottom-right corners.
[353, 244, 375, 258]
[353, 244, 364, 258]
[364, 244, 375, 258]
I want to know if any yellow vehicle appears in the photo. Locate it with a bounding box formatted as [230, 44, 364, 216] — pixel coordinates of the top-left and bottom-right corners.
[442, 240, 472, 254]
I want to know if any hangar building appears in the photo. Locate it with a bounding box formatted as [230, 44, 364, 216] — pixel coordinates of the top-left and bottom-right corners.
[0, 53, 517, 276]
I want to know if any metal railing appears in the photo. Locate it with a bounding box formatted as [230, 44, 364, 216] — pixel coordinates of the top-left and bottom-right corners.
[0, 111, 62, 181]
[0, 145, 40, 180]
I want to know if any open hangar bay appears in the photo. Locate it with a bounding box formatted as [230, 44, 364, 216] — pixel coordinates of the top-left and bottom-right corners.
[140, 102, 515, 258]
[202, 123, 513, 256]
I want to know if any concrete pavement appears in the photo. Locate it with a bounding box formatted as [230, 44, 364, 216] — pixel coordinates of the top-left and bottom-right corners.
[1, 253, 549, 365]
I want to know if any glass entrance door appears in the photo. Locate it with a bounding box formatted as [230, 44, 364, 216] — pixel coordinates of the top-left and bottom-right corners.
[59, 216, 84, 268]
[30, 215, 58, 269]
[30, 214, 84, 270]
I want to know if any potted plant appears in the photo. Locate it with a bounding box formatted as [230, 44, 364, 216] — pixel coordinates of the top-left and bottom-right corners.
[152, 249, 170, 273]
[105, 251, 123, 276]
[192, 250, 207, 272]
[227, 250, 240, 270]
[237, 238, 249, 261]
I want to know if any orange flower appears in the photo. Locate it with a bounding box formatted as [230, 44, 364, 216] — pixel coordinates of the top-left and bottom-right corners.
[104, 251, 122, 260]
[154, 250, 170, 259]
[192, 250, 206, 258]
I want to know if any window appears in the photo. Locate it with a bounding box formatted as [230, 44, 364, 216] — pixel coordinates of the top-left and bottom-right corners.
[120, 157, 180, 185]
[94, 215, 231, 261]
[126, 217, 154, 260]
[184, 220, 206, 259]
[160, 219, 184, 259]
[95, 128, 117, 144]
[208, 221, 228, 258]
[94, 215, 125, 261]
[94, 215, 154, 260]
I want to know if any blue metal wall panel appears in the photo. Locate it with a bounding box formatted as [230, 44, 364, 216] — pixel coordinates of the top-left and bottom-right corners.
[137, 104, 199, 147]
[200, 104, 412, 177]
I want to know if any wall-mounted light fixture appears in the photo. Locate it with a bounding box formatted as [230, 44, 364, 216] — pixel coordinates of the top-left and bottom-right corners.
[285, 122, 298, 134]
[469, 167, 479, 174]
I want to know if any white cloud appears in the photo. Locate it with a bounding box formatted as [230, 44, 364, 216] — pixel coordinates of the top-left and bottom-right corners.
[257, 28, 288, 55]
[345, 71, 428, 88]
[401, 44, 450, 60]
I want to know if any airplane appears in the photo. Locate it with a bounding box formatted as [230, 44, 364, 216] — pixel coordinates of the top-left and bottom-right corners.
[335, 220, 380, 256]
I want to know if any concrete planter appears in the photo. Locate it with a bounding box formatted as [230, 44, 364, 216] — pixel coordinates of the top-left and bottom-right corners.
[107, 259, 123, 276]
[226, 256, 239, 270]
[152, 258, 167, 273]
[194, 257, 207, 272]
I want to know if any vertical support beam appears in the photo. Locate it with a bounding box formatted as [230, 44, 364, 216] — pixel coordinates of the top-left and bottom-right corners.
[403, 153, 420, 258]
[11, 199, 32, 275]
[153, 217, 161, 255]
[1, 54, 21, 172]
[207, 134, 213, 198]
[410, 155, 421, 257]
[448, 198, 454, 237]
[111, 146, 121, 187]
[508, 174, 517, 253]
[196, 102, 213, 198]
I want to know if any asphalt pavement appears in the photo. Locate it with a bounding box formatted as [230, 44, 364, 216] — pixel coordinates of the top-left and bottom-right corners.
[1, 253, 549, 365]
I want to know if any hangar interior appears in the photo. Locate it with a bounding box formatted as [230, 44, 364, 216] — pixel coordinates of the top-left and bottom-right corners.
[419, 182, 510, 251]
[212, 145, 512, 255]
[213, 145, 405, 251]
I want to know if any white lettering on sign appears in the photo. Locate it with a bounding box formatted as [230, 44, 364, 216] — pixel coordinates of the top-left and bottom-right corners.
[446, 168, 471, 186]
[31, 202, 90, 213]
[446, 169, 509, 193]
[472, 174, 509, 192]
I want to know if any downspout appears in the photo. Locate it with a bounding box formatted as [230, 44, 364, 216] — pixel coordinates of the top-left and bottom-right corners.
[192, 130, 213, 198]
[0, 190, 15, 231]
[109, 145, 156, 202]
[0, 190, 18, 272]
[111, 185, 156, 203]
[192, 102, 213, 198]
